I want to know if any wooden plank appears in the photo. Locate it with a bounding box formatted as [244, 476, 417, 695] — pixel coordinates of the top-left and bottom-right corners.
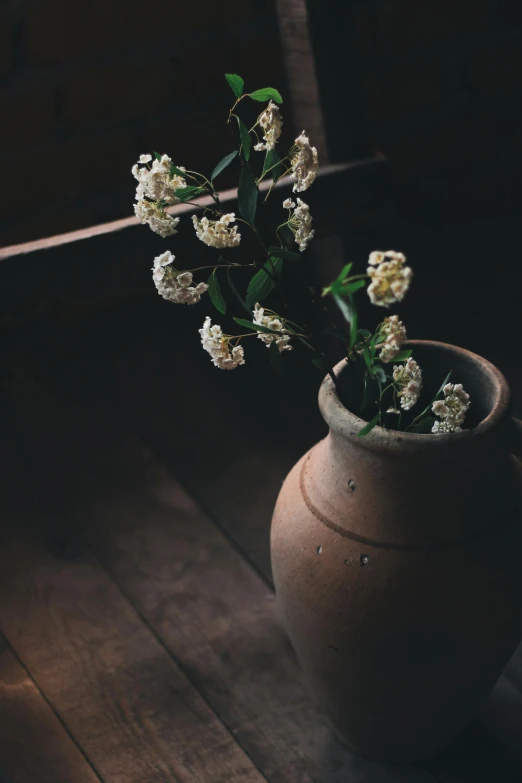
[0, 637, 101, 783]
[0, 348, 432, 783]
[4, 293, 522, 783]
[61, 438, 439, 783]
[0, 518, 266, 783]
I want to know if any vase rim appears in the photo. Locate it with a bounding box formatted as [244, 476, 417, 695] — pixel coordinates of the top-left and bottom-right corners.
[319, 339, 511, 453]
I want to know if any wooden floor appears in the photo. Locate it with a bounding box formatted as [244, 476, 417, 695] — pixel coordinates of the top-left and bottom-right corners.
[0, 295, 521, 783]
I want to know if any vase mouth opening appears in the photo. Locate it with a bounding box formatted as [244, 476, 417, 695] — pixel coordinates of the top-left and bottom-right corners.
[319, 340, 510, 451]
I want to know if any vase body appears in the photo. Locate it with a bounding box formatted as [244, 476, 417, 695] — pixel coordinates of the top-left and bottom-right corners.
[271, 341, 522, 763]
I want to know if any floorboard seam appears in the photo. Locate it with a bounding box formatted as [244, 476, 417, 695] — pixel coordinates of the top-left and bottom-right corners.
[85, 544, 273, 783]
[0, 630, 107, 783]
[131, 427, 276, 591]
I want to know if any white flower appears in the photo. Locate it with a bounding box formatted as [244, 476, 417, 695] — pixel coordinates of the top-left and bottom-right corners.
[386, 407, 400, 414]
[283, 198, 295, 209]
[393, 358, 423, 411]
[134, 200, 180, 238]
[192, 213, 241, 249]
[286, 198, 314, 252]
[253, 303, 292, 352]
[367, 250, 413, 307]
[431, 383, 470, 433]
[369, 250, 405, 267]
[379, 315, 407, 363]
[290, 131, 319, 192]
[253, 101, 283, 152]
[152, 252, 208, 304]
[199, 317, 245, 370]
[132, 153, 187, 205]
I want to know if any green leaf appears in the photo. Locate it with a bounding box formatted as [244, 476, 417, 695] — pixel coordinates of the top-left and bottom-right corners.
[211, 151, 238, 181]
[173, 186, 204, 202]
[269, 340, 287, 375]
[226, 269, 251, 316]
[392, 349, 413, 362]
[362, 346, 372, 371]
[262, 149, 282, 181]
[249, 87, 283, 104]
[237, 117, 252, 162]
[246, 257, 283, 307]
[268, 246, 300, 261]
[233, 317, 281, 335]
[154, 151, 163, 161]
[238, 166, 258, 225]
[207, 270, 226, 315]
[225, 74, 244, 98]
[170, 164, 186, 177]
[373, 365, 387, 385]
[357, 414, 380, 438]
[312, 357, 327, 370]
[356, 328, 372, 341]
[337, 262, 353, 282]
[323, 264, 353, 296]
[334, 294, 358, 350]
[344, 279, 366, 294]
[409, 416, 436, 434]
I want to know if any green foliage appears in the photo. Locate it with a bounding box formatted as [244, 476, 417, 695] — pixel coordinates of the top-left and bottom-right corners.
[238, 167, 258, 225]
[173, 186, 204, 202]
[249, 88, 283, 104]
[357, 414, 380, 438]
[153, 151, 163, 161]
[409, 416, 436, 434]
[334, 294, 358, 350]
[262, 149, 283, 181]
[269, 341, 287, 375]
[345, 279, 366, 294]
[207, 270, 227, 315]
[211, 151, 238, 181]
[278, 224, 295, 250]
[312, 357, 327, 370]
[323, 263, 352, 296]
[246, 257, 283, 307]
[225, 74, 244, 98]
[392, 349, 413, 362]
[170, 164, 187, 177]
[268, 246, 300, 261]
[233, 317, 281, 335]
[237, 118, 252, 161]
[226, 269, 251, 315]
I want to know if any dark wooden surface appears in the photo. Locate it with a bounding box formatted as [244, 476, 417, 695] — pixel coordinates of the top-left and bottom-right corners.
[0, 283, 520, 783]
[0, 164, 521, 783]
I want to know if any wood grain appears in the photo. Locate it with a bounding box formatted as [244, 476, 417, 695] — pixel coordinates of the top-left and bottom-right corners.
[0, 637, 101, 783]
[0, 517, 266, 783]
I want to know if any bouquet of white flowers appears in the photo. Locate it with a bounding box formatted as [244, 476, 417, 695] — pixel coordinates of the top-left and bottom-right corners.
[132, 74, 470, 436]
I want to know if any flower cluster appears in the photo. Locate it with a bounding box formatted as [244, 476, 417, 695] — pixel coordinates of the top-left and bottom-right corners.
[253, 304, 292, 352]
[367, 250, 413, 308]
[132, 154, 187, 204]
[152, 251, 208, 305]
[379, 315, 407, 363]
[393, 358, 423, 411]
[254, 101, 283, 152]
[135, 200, 180, 238]
[199, 317, 245, 370]
[284, 198, 315, 252]
[132, 154, 187, 237]
[192, 213, 241, 249]
[432, 383, 470, 433]
[290, 132, 319, 192]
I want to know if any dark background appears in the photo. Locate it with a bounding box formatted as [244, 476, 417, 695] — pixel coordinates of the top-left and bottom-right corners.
[2, 0, 522, 244]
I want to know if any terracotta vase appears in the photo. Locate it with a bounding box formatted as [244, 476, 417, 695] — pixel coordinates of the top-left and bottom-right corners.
[271, 340, 522, 763]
